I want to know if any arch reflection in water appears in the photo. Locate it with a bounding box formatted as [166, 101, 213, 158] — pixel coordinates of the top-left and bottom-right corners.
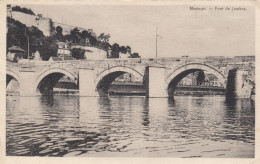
[6, 95, 254, 157]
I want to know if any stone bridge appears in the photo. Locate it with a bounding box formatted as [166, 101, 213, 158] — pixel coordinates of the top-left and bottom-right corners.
[6, 56, 255, 98]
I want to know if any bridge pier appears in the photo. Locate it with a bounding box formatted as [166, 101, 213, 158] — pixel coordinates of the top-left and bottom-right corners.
[226, 69, 253, 99]
[146, 66, 168, 98]
[19, 71, 37, 96]
[79, 68, 99, 97]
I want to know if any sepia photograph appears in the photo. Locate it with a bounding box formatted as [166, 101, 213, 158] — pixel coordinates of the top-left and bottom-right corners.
[1, 0, 258, 162]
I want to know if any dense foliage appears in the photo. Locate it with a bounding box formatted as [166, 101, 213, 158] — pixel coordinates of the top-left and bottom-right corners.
[71, 48, 85, 59]
[7, 15, 140, 60]
[12, 6, 35, 15]
[7, 17, 45, 58]
[36, 36, 58, 60]
[53, 26, 140, 59]
[7, 17, 59, 60]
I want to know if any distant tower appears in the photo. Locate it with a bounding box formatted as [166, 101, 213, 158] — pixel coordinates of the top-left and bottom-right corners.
[7, 4, 12, 17]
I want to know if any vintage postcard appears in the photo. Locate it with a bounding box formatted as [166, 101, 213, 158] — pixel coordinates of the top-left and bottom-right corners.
[0, 0, 259, 164]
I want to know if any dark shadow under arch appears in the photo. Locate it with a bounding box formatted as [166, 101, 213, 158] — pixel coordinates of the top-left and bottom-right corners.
[166, 63, 227, 97]
[37, 72, 78, 95]
[6, 74, 20, 94]
[96, 71, 127, 96]
[167, 69, 202, 97]
[6, 74, 17, 87]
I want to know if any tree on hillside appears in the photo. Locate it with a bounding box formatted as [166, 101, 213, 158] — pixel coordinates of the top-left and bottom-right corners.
[98, 33, 110, 43]
[79, 29, 97, 46]
[27, 26, 44, 37]
[110, 43, 120, 58]
[70, 28, 81, 43]
[7, 15, 141, 60]
[12, 6, 35, 15]
[7, 17, 44, 58]
[130, 53, 140, 58]
[56, 26, 63, 36]
[103, 42, 111, 50]
[55, 26, 65, 42]
[126, 46, 131, 54]
[7, 18, 27, 54]
[81, 30, 90, 39]
[120, 46, 127, 54]
[103, 34, 110, 42]
[98, 33, 105, 41]
[36, 36, 58, 60]
[88, 35, 97, 46]
[71, 48, 85, 59]
[81, 30, 94, 46]
[27, 26, 44, 53]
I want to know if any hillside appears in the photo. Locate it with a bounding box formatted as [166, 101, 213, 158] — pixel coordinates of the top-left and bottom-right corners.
[7, 5, 140, 60]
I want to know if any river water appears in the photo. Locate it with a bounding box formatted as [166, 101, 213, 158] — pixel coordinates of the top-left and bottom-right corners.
[6, 95, 255, 157]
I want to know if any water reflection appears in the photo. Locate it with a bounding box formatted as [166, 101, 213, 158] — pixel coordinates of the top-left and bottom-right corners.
[141, 99, 150, 128]
[6, 95, 255, 157]
[223, 99, 255, 143]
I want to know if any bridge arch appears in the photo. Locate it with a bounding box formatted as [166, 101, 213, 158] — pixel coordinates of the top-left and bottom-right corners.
[6, 70, 20, 93]
[166, 63, 227, 96]
[6, 70, 20, 85]
[35, 68, 78, 95]
[95, 66, 143, 96]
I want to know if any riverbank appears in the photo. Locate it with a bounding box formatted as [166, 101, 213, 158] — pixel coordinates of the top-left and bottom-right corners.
[108, 84, 225, 96]
[6, 82, 227, 96]
[52, 83, 226, 96]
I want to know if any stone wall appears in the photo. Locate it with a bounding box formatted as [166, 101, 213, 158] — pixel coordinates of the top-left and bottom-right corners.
[10, 11, 53, 36]
[9, 11, 90, 36]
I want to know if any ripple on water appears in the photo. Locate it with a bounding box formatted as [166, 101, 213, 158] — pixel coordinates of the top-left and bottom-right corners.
[6, 95, 255, 157]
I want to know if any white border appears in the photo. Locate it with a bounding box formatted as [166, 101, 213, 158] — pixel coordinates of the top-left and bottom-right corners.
[0, 0, 259, 164]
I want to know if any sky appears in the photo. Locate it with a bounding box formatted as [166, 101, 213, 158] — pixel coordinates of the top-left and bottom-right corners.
[23, 5, 255, 58]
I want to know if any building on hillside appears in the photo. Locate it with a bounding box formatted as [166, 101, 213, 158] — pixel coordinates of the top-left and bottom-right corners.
[7, 5, 96, 37]
[9, 8, 53, 36]
[57, 41, 72, 59]
[8, 5, 54, 36]
[7, 46, 27, 62]
[31, 51, 42, 61]
[57, 41, 75, 60]
[50, 41, 74, 61]
[87, 29, 96, 38]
